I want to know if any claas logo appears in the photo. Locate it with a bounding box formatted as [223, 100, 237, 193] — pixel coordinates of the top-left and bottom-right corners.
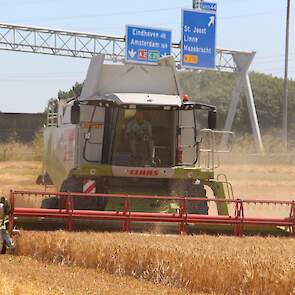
[127, 169, 160, 176]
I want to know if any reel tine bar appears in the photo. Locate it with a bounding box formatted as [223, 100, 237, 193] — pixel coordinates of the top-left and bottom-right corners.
[8, 190, 295, 237]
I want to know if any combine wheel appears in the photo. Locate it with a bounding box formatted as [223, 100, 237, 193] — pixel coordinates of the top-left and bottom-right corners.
[60, 176, 107, 210]
[40, 197, 59, 209]
[187, 182, 209, 215]
[40, 177, 78, 209]
[170, 180, 208, 215]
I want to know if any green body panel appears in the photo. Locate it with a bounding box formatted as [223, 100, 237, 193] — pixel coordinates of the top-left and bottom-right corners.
[98, 184, 178, 213]
[173, 167, 213, 180]
[104, 198, 175, 213]
[203, 180, 229, 215]
[73, 165, 113, 178]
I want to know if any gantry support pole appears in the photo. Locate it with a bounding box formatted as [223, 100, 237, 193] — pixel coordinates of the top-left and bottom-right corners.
[223, 52, 264, 153]
[282, 0, 291, 152]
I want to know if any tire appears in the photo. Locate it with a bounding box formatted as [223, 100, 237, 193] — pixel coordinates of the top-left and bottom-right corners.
[187, 183, 209, 215]
[41, 197, 59, 209]
[60, 176, 107, 211]
[169, 180, 208, 215]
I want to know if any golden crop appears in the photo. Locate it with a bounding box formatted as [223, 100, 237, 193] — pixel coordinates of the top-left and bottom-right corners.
[0, 255, 190, 295]
[15, 231, 295, 295]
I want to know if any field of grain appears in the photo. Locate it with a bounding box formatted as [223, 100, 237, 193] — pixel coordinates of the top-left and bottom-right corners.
[0, 255, 192, 295]
[0, 161, 41, 194]
[217, 158, 295, 200]
[0, 152, 294, 295]
[11, 231, 295, 295]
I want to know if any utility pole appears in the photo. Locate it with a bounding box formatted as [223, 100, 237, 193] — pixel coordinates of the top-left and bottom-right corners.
[283, 0, 291, 152]
[192, 0, 203, 9]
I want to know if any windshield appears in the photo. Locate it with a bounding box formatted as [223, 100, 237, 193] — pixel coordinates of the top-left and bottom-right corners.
[110, 109, 176, 167]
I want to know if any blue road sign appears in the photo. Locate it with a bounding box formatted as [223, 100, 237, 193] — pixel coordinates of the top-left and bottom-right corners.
[181, 8, 217, 70]
[125, 25, 172, 64]
[201, 2, 217, 12]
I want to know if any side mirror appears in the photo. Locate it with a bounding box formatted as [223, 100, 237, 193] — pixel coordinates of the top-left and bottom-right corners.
[208, 110, 217, 130]
[71, 101, 80, 124]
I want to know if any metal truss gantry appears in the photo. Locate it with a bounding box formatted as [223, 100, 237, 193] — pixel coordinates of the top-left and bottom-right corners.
[0, 22, 263, 152]
[0, 22, 238, 71]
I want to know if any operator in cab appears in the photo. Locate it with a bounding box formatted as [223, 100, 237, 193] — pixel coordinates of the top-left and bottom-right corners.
[0, 196, 15, 254]
[125, 110, 154, 166]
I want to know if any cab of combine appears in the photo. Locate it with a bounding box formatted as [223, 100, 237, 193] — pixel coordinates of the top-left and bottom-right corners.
[77, 94, 217, 168]
[40, 54, 230, 214]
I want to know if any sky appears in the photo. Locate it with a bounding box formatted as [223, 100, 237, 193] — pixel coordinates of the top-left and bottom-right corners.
[0, 0, 293, 112]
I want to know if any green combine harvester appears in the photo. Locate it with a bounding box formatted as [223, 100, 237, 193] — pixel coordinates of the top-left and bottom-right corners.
[30, 55, 293, 236]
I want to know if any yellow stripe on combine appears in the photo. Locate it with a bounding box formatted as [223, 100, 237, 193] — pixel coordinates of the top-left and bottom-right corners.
[81, 122, 103, 129]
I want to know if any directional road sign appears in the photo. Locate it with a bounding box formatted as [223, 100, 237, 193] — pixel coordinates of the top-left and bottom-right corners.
[181, 8, 217, 69]
[201, 1, 217, 12]
[125, 25, 172, 64]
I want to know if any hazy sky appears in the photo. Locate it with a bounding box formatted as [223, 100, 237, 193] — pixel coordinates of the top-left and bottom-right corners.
[0, 0, 293, 112]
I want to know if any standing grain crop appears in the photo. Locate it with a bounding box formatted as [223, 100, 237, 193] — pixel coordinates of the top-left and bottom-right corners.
[15, 231, 295, 295]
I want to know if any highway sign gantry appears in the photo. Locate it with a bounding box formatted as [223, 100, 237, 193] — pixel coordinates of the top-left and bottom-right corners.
[181, 8, 217, 70]
[125, 25, 172, 64]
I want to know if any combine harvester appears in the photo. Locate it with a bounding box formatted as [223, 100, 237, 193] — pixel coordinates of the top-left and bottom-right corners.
[9, 55, 295, 236]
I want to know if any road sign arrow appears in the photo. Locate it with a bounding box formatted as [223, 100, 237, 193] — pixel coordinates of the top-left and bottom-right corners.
[182, 9, 216, 69]
[208, 16, 215, 27]
[128, 49, 136, 58]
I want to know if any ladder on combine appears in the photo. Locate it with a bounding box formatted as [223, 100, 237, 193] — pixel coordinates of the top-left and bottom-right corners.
[46, 100, 58, 127]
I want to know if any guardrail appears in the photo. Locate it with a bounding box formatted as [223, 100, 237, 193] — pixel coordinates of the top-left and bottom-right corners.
[9, 190, 295, 236]
[199, 129, 234, 171]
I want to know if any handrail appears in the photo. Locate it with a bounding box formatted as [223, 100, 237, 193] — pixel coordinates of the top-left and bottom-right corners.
[199, 129, 234, 171]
